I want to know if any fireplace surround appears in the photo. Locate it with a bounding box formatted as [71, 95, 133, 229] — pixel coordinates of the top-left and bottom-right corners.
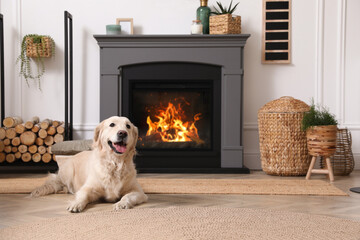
[94, 34, 250, 173]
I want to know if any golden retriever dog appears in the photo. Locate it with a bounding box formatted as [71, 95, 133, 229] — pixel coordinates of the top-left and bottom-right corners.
[31, 116, 148, 213]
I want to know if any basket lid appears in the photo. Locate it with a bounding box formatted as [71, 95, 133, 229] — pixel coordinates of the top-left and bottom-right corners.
[258, 96, 310, 113]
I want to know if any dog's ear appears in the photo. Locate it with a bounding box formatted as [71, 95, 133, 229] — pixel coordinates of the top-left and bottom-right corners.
[92, 121, 103, 150]
[133, 125, 139, 142]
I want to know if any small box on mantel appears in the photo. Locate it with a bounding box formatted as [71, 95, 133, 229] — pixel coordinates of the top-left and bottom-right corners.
[209, 14, 241, 34]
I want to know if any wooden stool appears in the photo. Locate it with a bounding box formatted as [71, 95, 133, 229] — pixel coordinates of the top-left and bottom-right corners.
[306, 156, 334, 182]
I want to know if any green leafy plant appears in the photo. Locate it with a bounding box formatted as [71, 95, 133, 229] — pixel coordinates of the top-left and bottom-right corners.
[211, 0, 240, 15]
[16, 34, 55, 90]
[302, 100, 338, 131]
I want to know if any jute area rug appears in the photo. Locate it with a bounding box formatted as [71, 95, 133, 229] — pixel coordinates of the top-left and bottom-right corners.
[0, 177, 347, 196]
[0, 207, 359, 240]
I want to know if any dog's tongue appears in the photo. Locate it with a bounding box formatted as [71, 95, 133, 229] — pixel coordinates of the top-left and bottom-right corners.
[113, 142, 126, 153]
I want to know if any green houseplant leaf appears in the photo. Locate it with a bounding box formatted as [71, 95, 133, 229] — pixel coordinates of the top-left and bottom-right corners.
[212, 0, 240, 15]
[302, 100, 338, 131]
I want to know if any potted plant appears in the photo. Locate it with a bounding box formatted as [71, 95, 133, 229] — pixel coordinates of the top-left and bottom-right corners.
[302, 102, 338, 157]
[16, 34, 55, 90]
[209, 0, 241, 34]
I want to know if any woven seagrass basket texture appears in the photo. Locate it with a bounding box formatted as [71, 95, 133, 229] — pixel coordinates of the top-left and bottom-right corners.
[26, 37, 52, 58]
[320, 128, 355, 176]
[258, 96, 310, 176]
[209, 14, 241, 34]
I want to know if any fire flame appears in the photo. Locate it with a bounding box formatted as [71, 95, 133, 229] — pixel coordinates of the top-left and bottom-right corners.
[146, 102, 204, 144]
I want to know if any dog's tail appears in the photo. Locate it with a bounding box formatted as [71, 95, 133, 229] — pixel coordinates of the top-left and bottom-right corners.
[30, 173, 65, 197]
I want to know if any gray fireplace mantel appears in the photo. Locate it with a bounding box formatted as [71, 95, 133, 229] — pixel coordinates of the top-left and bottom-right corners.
[94, 34, 250, 171]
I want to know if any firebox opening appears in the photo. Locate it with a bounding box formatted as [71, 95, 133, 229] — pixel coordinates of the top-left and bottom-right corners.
[132, 81, 212, 150]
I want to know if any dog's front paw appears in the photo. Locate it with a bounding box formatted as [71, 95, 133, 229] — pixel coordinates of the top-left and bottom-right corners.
[30, 188, 41, 198]
[113, 200, 132, 210]
[67, 201, 86, 213]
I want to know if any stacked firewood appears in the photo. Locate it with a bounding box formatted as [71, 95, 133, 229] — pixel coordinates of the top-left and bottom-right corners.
[0, 116, 65, 163]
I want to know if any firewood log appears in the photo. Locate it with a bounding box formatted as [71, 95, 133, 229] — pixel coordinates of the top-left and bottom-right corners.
[4, 145, 12, 153]
[32, 153, 42, 162]
[44, 136, 54, 146]
[31, 124, 40, 133]
[3, 138, 10, 145]
[40, 119, 53, 129]
[20, 131, 36, 145]
[0, 141, 4, 152]
[21, 152, 31, 162]
[0, 152, 5, 163]
[54, 133, 64, 143]
[42, 153, 52, 163]
[5, 128, 17, 139]
[56, 125, 65, 134]
[38, 129, 48, 139]
[28, 145, 38, 154]
[47, 146, 52, 154]
[38, 145, 46, 155]
[6, 153, 15, 163]
[47, 126, 56, 136]
[35, 137, 44, 146]
[3, 116, 23, 128]
[11, 137, 21, 146]
[15, 124, 26, 134]
[18, 145, 28, 153]
[52, 120, 63, 128]
[14, 151, 21, 159]
[0, 128, 5, 140]
[24, 121, 34, 130]
[31, 116, 40, 124]
[11, 146, 18, 153]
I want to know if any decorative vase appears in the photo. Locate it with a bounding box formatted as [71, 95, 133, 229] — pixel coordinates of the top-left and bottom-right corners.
[306, 125, 337, 157]
[196, 0, 210, 34]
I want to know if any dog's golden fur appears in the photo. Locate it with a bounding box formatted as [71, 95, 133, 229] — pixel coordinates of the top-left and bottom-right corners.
[31, 116, 147, 212]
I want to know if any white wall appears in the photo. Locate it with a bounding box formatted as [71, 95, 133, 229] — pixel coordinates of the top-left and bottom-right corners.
[0, 0, 359, 169]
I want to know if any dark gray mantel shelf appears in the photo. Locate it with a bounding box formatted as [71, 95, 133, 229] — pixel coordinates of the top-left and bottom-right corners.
[94, 34, 250, 47]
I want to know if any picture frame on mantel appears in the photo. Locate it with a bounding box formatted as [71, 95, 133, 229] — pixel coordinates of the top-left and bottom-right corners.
[116, 18, 134, 35]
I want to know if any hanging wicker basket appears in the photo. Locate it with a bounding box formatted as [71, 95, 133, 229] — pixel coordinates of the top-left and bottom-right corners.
[320, 128, 354, 175]
[306, 125, 337, 157]
[258, 96, 310, 176]
[26, 36, 52, 58]
[209, 14, 241, 34]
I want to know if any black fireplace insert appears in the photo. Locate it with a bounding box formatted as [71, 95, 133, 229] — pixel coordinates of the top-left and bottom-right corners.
[122, 62, 221, 171]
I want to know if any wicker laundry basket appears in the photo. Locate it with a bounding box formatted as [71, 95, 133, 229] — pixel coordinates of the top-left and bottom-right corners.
[320, 128, 355, 175]
[258, 96, 310, 176]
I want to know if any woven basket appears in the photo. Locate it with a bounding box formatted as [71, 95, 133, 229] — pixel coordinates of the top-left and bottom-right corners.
[320, 128, 354, 176]
[258, 96, 310, 176]
[306, 125, 337, 157]
[209, 14, 241, 34]
[26, 37, 52, 58]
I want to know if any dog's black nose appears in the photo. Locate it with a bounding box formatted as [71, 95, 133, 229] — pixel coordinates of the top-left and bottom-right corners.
[117, 130, 128, 138]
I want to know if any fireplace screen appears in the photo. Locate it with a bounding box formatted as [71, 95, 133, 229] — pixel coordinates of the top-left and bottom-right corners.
[131, 81, 212, 150]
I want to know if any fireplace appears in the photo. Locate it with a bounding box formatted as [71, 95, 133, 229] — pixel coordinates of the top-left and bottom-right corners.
[94, 34, 250, 173]
[121, 62, 221, 169]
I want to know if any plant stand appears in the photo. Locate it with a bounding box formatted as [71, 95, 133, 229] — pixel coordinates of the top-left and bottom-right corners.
[306, 156, 334, 182]
[305, 125, 337, 182]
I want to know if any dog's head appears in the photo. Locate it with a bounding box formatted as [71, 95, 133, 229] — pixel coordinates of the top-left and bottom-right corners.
[93, 116, 138, 156]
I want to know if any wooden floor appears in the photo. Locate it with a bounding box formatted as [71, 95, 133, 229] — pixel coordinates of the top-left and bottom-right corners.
[0, 170, 360, 229]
